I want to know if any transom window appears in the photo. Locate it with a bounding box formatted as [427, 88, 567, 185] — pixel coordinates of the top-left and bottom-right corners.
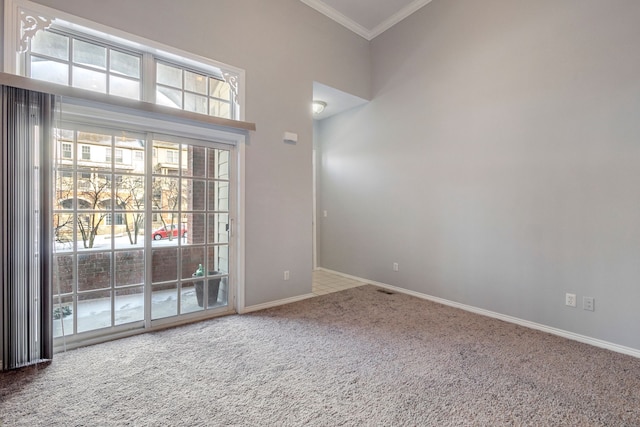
[10, 2, 243, 121]
[28, 29, 142, 100]
[156, 62, 233, 119]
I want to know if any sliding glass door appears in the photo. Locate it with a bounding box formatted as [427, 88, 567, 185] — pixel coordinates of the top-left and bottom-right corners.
[52, 123, 234, 346]
[150, 137, 231, 322]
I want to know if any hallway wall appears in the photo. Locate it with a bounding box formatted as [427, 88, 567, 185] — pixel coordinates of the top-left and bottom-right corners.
[317, 0, 640, 351]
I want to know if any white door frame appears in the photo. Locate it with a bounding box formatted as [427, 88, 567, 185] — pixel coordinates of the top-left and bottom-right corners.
[52, 99, 246, 350]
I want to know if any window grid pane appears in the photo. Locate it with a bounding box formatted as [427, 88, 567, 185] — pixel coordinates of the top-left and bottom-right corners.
[31, 30, 69, 60]
[156, 62, 235, 120]
[26, 29, 237, 119]
[72, 39, 107, 70]
[27, 29, 142, 100]
[30, 56, 69, 85]
[157, 63, 183, 88]
[110, 50, 140, 78]
[72, 66, 107, 93]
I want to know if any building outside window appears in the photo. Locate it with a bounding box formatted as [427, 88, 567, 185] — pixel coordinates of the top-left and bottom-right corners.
[106, 147, 125, 164]
[166, 149, 178, 164]
[105, 213, 124, 226]
[62, 142, 72, 158]
[81, 146, 91, 160]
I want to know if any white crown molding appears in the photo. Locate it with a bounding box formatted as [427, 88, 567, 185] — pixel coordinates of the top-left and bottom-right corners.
[300, 0, 370, 40]
[301, 0, 432, 41]
[370, 0, 433, 40]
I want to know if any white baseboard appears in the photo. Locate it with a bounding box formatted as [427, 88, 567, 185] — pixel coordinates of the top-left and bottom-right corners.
[241, 293, 315, 314]
[318, 268, 640, 359]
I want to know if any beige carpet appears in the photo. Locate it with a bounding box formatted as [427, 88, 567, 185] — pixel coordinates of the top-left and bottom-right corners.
[1, 285, 639, 426]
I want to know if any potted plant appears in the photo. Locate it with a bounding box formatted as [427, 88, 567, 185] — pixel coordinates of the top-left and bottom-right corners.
[192, 264, 221, 307]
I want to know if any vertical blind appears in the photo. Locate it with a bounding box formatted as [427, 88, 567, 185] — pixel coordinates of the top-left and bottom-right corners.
[1, 85, 55, 370]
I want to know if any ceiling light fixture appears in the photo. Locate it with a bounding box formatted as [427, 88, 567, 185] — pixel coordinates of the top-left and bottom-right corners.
[312, 100, 327, 115]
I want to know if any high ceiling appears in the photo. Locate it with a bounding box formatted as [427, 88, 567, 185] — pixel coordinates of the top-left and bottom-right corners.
[300, 0, 432, 40]
[305, 0, 433, 119]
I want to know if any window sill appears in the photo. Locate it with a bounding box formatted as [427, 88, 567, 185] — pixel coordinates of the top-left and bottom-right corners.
[0, 72, 256, 133]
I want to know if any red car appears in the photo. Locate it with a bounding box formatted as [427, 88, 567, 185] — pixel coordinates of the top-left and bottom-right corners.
[152, 224, 187, 240]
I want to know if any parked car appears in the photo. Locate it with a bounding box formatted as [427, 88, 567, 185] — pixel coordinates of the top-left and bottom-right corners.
[152, 224, 187, 240]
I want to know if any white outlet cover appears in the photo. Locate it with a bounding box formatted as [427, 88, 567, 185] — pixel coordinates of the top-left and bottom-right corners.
[583, 296, 595, 311]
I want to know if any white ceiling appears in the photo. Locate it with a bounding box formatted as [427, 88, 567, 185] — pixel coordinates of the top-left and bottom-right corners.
[301, 0, 432, 40]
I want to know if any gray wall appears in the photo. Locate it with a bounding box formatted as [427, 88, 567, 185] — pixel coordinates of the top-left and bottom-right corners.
[22, 0, 371, 306]
[318, 0, 640, 350]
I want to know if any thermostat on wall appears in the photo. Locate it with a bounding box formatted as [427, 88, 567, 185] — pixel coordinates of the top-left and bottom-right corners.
[284, 132, 298, 143]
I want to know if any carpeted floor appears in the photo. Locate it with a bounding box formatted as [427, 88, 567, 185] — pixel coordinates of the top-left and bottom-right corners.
[1, 285, 639, 426]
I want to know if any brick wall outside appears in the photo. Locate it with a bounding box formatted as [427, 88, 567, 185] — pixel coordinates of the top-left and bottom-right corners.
[77, 252, 111, 291]
[115, 250, 144, 286]
[188, 146, 206, 249]
[53, 147, 214, 298]
[53, 255, 73, 294]
[151, 248, 177, 283]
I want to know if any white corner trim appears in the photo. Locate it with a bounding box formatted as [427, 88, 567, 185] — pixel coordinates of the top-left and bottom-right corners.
[300, 0, 371, 40]
[4, 0, 20, 73]
[318, 268, 640, 359]
[300, 0, 433, 41]
[240, 293, 315, 314]
[235, 140, 246, 314]
[369, 0, 433, 40]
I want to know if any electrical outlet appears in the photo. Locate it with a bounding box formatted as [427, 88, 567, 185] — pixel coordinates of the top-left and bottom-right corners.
[565, 293, 577, 307]
[583, 296, 595, 311]
[284, 271, 290, 281]
[393, 262, 399, 272]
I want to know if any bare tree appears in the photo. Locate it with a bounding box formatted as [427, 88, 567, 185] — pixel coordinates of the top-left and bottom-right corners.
[115, 175, 145, 245]
[76, 172, 110, 248]
[53, 173, 75, 244]
[151, 166, 183, 241]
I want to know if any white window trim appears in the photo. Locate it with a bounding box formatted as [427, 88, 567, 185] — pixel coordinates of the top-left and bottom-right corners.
[56, 100, 247, 333]
[3, 0, 246, 121]
[61, 97, 248, 315]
